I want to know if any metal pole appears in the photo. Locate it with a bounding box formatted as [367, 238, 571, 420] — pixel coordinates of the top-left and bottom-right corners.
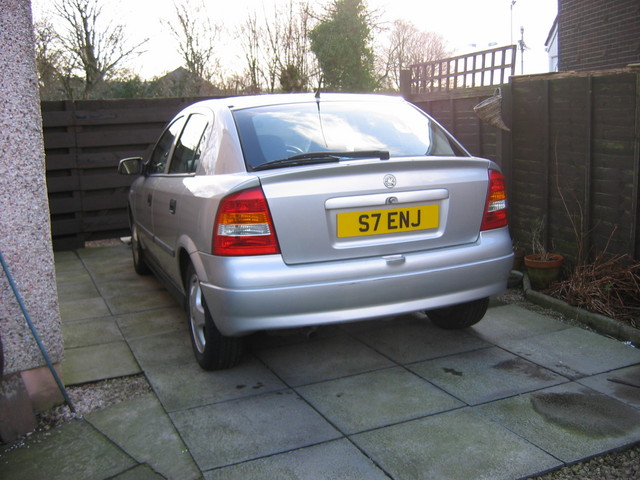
[510, 1, 517, 45]
[519, 27, 526, 74]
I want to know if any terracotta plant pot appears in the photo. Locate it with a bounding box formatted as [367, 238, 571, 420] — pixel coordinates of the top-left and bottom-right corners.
[524, 253, 564, 290]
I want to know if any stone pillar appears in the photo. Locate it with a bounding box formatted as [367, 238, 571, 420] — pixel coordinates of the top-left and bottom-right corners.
[0, 0, 65, 441]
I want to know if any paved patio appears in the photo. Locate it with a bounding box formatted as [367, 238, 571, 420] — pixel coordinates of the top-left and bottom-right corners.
[1, 243, 640, 480]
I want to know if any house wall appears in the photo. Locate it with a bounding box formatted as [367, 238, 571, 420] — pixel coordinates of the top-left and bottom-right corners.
[559, 0, 640, 71]
[546, 24, 559, 72]
[0, 0, 64, 438]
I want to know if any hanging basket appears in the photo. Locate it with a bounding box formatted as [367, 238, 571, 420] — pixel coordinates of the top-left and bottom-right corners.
[473, 88, 511, 132]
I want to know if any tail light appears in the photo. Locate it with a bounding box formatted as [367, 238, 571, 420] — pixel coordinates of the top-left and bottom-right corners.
[213, 187, 280, 256]
[480, 169, 508, 231]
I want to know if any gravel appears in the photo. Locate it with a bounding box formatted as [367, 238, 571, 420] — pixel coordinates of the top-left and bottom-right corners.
[33, 374, 151, 432]
[529, 445, 640, 480]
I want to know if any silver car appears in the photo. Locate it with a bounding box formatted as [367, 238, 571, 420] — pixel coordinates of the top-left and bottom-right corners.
[118, 93, 513, 370]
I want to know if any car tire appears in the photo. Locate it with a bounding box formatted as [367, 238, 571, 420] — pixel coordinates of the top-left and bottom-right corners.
[185, 264, 243, 370]
[426, 297, 489, 330]
[131, 223, 151, 275]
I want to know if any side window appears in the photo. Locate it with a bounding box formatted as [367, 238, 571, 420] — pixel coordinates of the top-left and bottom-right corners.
[168, 113, 210, 174]
[149, 117, 186, 174]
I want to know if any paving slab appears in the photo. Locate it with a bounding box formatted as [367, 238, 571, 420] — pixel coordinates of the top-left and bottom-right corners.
[116, 306, 186, 339]
[81, 259, 144, 284]
[5, 245, 640, 480]
[76, 248, 132, 265]
[253, 333, 395, 386]
[62, 316, 123, 348]
[170, 390, 341, 471]
[145, 356, 287, 412]
[62, 341, 141, 385]
[79, 250, 132, 265]
[352, 408, 561, 480]
[58, 296, 111, 322]
[352, 316, 490, 364]
[476, 381, 640, 463]
[112, 464, 167, 480]
[500, 326, 640, 379]
[55, 277, 100, 303]
[86, 393, 200, 480]
[470, 304, 571, 342]
[0, 420, 135, 480]
[576, 364, 640, 409]
[77, 244, 131, 260]
[55, 276, 96, 306]
[105, 290, 177, 315]
[53, 250, 79, 264]
[55, 268, 94, 287]
[127, 330, 194, 369]
[409, 346, 569, 405]
[85, 265, 143, 284]
[297, 366, 463, 434]
[95, 275, 164, 297]
[204, 438, 390, 480]
[53, 252, 85, 276]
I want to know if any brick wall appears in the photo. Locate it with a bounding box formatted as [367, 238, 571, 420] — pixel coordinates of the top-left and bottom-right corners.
[559, 0, 640, 71]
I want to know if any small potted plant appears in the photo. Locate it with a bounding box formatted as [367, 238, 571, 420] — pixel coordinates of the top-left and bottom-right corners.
[524, 219, 563, 290]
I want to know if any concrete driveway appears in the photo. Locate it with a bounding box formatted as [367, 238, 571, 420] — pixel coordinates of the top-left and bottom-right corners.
[2, 243, 640, 480]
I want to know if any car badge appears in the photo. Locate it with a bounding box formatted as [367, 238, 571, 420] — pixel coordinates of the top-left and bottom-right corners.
[383, 174, 397, 189]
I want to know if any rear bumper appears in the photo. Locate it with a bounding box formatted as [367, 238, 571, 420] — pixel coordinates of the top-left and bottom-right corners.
[199, 228, 513, 336]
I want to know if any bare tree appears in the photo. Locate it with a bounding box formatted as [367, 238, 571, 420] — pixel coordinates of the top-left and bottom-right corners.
[238, 0, 316, 94]
[378, 20, 450, 91]
[239, 11, 263, 94]
[264, 0, 314, 92]
[165, 1, 220, 81]
[33, 19, 70, 100]
[51, 0, 147, 99]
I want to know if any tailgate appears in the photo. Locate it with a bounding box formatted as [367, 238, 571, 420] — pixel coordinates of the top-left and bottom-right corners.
[259, 157, 492, 265]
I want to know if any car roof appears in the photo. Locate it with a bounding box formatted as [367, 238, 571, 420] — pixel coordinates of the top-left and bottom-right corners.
[190, 93, 407, 112]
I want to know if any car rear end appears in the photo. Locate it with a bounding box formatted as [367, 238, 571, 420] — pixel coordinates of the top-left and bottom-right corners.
[197, 94, 513, 336]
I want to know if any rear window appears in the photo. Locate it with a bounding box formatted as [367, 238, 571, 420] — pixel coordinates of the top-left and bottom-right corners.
[232, 100, 468, 170]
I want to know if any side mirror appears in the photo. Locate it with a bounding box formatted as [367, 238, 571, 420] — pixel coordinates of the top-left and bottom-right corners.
[117, 157, 144, 175]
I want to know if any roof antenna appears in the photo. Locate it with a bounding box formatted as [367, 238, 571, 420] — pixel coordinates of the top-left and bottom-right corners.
[314, 76, 327, 147]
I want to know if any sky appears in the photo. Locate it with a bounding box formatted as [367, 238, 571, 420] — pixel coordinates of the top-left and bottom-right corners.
[31, 0, 557, 81]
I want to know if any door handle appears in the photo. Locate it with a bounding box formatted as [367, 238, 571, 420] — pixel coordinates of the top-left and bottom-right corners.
[147, 193, 152, 206]
[169, 199, 177, 214]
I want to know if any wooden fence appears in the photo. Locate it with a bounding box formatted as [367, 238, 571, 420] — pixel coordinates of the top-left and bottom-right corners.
[410, 67, 640, 264]
[43, 97, 215, 250]
[43, 69, 640, 264]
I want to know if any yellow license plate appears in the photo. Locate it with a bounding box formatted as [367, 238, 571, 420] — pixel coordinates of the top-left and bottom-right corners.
[337, 205, 439, 238]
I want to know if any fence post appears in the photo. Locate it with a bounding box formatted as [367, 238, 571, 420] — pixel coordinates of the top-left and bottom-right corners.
[633, 72, 640, 259]
[499, 81, 513, 201]
[400, 69, 411, 99]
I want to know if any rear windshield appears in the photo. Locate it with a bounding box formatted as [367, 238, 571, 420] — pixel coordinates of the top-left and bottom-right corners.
[232, 100, 469, 170]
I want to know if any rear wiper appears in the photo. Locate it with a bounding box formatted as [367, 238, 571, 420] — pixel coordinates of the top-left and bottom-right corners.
[252, 150, 390, 171]
[252, 153, 339, 171]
